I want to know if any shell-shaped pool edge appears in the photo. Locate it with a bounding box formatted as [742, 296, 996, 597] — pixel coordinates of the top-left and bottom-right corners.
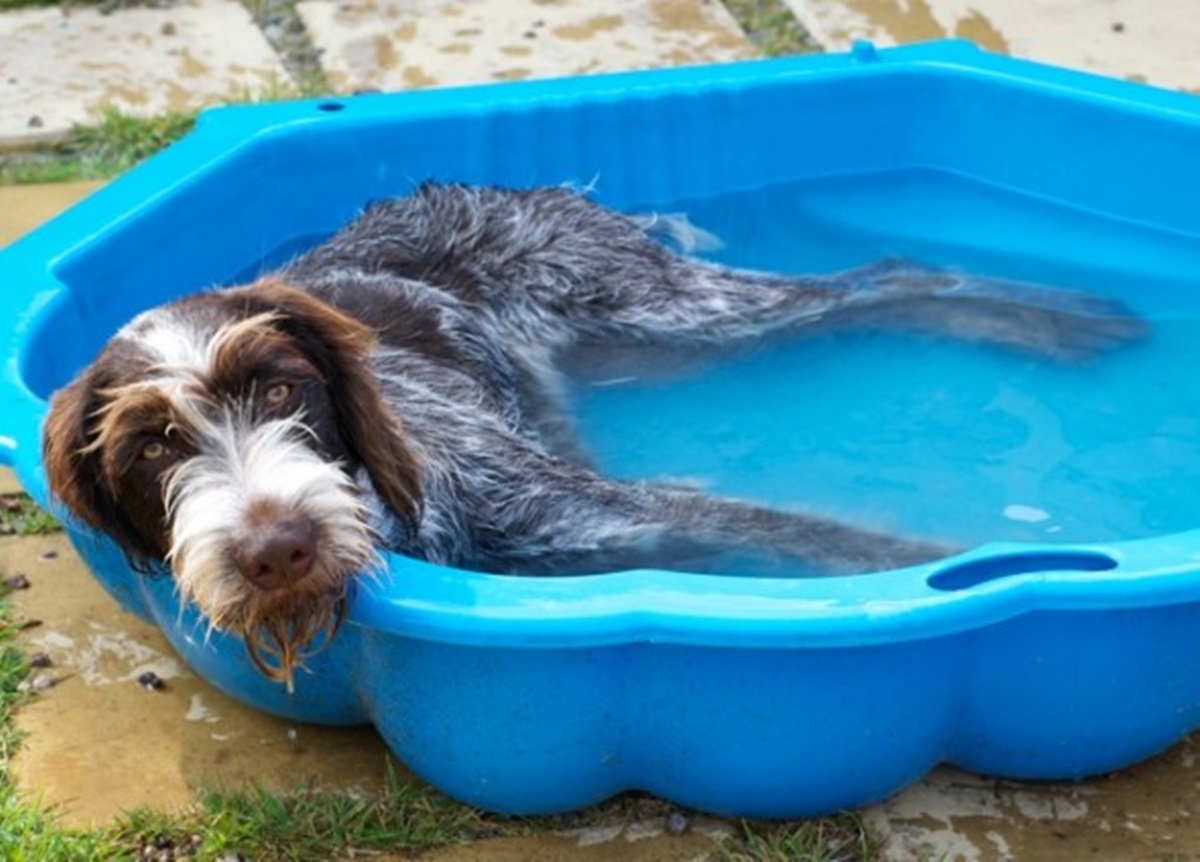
[5, 40, 1200, 816]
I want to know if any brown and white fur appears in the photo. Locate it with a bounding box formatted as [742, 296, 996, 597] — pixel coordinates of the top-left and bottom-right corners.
[42, 183, 1144, 685]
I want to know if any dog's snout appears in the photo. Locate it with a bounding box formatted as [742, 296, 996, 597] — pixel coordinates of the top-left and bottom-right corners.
[234, 516, 318, 589]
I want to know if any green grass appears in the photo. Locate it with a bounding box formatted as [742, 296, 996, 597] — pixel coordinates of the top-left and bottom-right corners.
[0, 495, 59, 537]
[108, 771, 486, 860]
[724, 0, 822, 56]
[0, 107, 197, 185]
[0, 0, 62, 9]
[240, 0, 333, 97]
[0, 74, 344, 186]
[0, 0, 167, 12]
[723, 816, 880, 862]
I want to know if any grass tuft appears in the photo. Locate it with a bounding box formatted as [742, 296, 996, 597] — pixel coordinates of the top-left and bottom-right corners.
[0, 0, 63, 9]
[177, 773, 482, 859]
[0, 495, 60, 537]
[68, 107, 197, 172]
[722, 814, 881, 862]
[724, 0, 822, 56]
[0, 107, 196, 185]
[0, 0, 173, 13]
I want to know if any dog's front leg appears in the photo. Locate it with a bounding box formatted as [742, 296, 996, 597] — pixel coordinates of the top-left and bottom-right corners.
[637, 485, 956, 575]
[472, 460, 953, 577]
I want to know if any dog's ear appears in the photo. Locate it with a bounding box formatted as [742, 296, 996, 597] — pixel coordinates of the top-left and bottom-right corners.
[232, 278, 423, 531]
[42, 369, 162, 567]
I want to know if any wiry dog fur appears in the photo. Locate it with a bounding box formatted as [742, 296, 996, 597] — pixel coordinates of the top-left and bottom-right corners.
[42, 183, 1144, 685]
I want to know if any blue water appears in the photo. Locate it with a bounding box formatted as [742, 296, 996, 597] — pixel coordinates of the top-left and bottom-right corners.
[571, 168, 1200, 551]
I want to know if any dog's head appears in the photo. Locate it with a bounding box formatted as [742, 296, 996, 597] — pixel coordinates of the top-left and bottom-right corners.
[42, 279, 422, 686]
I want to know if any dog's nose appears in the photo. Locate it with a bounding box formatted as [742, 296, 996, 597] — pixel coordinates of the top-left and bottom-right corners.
[235, 516, 318, 589]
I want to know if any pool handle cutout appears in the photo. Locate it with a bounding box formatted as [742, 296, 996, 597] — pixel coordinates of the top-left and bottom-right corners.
[928, 550, 1117, 591]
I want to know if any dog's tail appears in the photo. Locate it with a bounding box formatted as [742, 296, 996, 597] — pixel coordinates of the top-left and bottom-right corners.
[817, 259, 1147, 361]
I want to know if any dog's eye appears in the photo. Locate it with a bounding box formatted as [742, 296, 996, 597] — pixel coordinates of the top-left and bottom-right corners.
[263, 383, 292, 407]
[141, 440, 167, 462]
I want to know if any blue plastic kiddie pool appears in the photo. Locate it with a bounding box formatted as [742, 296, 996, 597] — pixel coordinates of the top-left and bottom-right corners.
[5, 40, 1200, 817]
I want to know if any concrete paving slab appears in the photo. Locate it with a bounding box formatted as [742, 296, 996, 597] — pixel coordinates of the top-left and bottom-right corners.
[782, 0, 1200, 91]
[297, 0, 757, 94]
[0, 0, 288, 147]
[867, 755, 1200, 861]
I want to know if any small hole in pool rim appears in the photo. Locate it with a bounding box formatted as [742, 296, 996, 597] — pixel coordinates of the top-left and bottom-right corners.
[317, 102, 345, 112]
[928, 550, 1117, 592]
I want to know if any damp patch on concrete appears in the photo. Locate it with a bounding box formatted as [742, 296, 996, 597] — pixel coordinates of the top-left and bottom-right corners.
[297, 0, 758, 94]
[866, 752, 1200, 861]
[781, 0, 1200, 90]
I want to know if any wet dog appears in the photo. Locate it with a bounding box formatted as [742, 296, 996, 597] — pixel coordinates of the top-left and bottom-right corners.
[42, 184, 1143, 684]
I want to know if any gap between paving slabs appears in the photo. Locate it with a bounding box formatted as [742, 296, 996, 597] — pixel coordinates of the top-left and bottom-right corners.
[242, 0, 329, 94]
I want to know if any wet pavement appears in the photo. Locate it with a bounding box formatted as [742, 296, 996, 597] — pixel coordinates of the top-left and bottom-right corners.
[297, 0, 755, 93]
